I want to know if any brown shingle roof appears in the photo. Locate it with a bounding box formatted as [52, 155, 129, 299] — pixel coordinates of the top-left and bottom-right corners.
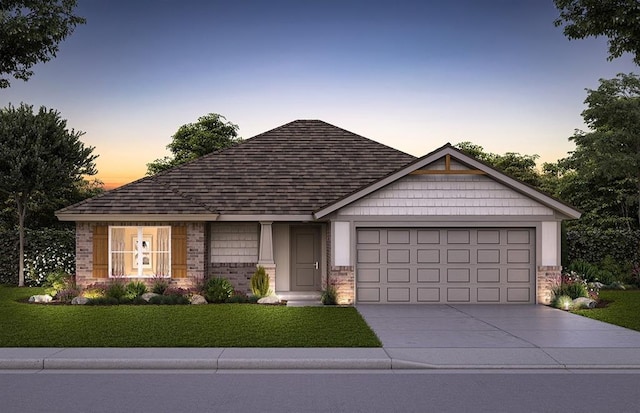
[57, 120, 416, 217]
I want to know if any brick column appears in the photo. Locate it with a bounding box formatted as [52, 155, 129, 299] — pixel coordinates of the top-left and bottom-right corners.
[329, 266, 355, 305]
[537, 265, 561, 305]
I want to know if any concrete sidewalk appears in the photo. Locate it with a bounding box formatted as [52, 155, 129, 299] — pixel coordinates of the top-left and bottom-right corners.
[3, 305, 640, 371]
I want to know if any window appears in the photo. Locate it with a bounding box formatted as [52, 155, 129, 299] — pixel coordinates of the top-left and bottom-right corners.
[109, 226, 171, 277]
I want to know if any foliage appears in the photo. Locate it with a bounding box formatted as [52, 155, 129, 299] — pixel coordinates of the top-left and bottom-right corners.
[0, 0, 86, 88]
[125, 281, 147, 300]
[226, 290, 260, 304]
[105, 281, 127, 301]
[150, 277, 169, 295]
[567, 260, 599, 282]
[552, 294, 574, 310]
[0, 286, 381, 347]
[203, 277, 234, 303]
[86, 297, 119, 306]
[250, 265, 271, 298]
[0, 103, 97, 286]
[554, 0, 640, 65]
[321, 281, 338, 305]
[163, 287, 190, 297]
[81, 283, 106, 299]
[149, 294, 190, 305]
[42, 269, 74, 297]
[565, 225, 640, 270]
[146, 113, 241, 175]
[56, 287, 79, 303]
[454, 142, 542, 187]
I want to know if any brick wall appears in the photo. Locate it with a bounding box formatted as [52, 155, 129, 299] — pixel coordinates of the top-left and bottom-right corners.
[536, 265, 561, 305]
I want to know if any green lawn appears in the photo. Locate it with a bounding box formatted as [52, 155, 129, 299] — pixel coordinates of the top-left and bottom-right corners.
[0, 286, 381, 347]
[573, 290, 640, 331]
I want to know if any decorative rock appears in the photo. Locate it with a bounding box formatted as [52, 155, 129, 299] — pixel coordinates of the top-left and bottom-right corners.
[573, 297, 597, 309]
[141, 292, 160, 302]
[71, 296, 89, 305]
[257, 294, 281, 304]
[28, 294, 53, 303]
[190, 294, 207, 305]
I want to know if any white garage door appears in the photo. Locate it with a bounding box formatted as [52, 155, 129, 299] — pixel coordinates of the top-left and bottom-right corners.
[356, 228, 535, 304]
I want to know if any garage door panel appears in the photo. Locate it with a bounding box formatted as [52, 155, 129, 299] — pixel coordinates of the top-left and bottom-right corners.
[417, 268, 440, 283]
[387, 268, 410, 283]
[357, 228, 535, 304]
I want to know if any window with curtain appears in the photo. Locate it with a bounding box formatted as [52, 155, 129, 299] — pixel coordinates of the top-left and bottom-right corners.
[109, 226, 171, 277]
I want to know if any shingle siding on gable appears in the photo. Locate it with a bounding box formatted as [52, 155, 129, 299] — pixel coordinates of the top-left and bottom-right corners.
[338, 174, 555, 216]
[210, 223, 259, 263]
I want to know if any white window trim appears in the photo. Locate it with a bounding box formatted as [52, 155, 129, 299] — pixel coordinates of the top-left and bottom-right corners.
[108, 225, 172, 278]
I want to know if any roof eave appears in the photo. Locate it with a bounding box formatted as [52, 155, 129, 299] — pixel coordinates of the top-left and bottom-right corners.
[55, 213, 220, 222]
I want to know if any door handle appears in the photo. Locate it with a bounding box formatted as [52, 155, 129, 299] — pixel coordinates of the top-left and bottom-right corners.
[314, 261, 319, 270]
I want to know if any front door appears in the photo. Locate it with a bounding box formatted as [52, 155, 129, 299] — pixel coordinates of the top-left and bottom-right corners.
[290, 226, 321, 291]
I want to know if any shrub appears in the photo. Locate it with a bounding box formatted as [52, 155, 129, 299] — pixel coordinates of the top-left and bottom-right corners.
[151, 277, 169, 295]
[226, 290, 255, 303]
[568, 260, 599, 283]
[250, 266, 271, 298]
[43, 270, 74, 298]
[125, 281, 147, 299]
[163, 287, 189, 297]
[321, 281, 338, 305]
[86, 297, 119, 306]
[203, 277, 233, 303]
[149, 294, 189, 305]
[82, 283, 107, 299]
[552, 295, 574, 310]
[105, 281, 127, 300]
[57, 288, 80, 303]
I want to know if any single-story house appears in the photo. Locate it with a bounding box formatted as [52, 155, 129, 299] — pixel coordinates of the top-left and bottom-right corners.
[56, 120, 580, 305]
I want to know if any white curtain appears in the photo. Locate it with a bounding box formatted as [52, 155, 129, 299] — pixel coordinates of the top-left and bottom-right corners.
[111, 228, 126, 276]
[155, 227, 170, 276]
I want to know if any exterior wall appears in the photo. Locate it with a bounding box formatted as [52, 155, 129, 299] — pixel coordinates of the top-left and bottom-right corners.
[537, 265, 561, 305]
[326, 222, 355, 304]
[75, 221, 205, 289]
[210, 223, 259, 263]
[339, 174, 555, 216]
[209, 263, 257, 294]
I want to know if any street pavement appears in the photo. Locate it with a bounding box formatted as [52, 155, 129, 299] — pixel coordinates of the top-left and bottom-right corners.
[2, 304, 640, 370]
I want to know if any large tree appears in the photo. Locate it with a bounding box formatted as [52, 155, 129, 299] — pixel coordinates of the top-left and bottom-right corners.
[0, 0, 85, 88]
[561, 73, 640, 228]
[0, 103, 97, 286]
[554, 0, 640, 65]
[146, 113, 241, 175]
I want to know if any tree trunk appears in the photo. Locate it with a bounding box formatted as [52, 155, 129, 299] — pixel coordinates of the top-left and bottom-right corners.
[16, 196, 26, 287]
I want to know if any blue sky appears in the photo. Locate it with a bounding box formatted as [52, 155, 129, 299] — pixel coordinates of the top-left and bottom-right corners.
[1, 0, 637, 187]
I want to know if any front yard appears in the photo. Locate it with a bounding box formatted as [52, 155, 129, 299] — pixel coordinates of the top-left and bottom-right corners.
[573, 289, 640, 332]
[0, 286, 381, 347]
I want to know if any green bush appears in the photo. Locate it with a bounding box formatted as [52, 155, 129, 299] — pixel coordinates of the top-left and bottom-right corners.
[151, 277, 169, 295]
[149, 294, 189, 305]
[86, 297, 119, 306]
[105, 281, 127, 300]
[250, 266, 271, 298]
[552, 295, 574, 310]
[125, 281, 147, 299]
[568, 260, 599, 283]
[566, 226, 640, 271]
[321, 282, 338, 305]
[552, 282, 588, 300]
[203, 277, 233, 303]
[43, 270, 74, 297]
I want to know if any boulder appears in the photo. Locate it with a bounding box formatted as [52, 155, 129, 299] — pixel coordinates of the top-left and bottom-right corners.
[28, 294, 53, 303]
[141, 292, 160, 302]
[258, 294, 281, 304]
[190, 294, 207, 305]
[573, 297, 597, 309]
[71, 296, 89, 305]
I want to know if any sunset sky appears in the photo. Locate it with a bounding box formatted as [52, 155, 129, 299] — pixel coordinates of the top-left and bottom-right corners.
[1, 0, 636, 189]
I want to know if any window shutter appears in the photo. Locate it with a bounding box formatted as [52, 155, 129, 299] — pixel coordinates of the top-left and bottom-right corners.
[171, 226, 187, 278]
[93, 226, 109, 278]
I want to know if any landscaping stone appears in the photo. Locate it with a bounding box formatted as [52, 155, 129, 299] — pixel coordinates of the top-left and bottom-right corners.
[141, 292, 160, 302]
[190, 294, 207, 305]
[258, 294, 280, 304]
[28, 294, 53, 303]
[573, 297, 597, 309]
[71, 296, 89, 305]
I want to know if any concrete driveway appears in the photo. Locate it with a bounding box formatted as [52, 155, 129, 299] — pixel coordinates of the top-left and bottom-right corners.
[357, 304, 640, 368]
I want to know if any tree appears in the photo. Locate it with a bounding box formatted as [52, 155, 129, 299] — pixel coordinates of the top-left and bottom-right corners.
[560, 73, 640, 228]
[0, 0, 85, 88]
[554, 0, 640, 65]
[0, 103, 97, 286]
[146, 113, 241, 175]
[454, 142, 542, 187]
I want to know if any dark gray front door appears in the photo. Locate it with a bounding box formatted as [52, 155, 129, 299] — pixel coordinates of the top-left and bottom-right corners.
[290, 226, 321, 291]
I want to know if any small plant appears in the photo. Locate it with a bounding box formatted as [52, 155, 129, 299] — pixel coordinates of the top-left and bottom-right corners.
[125, 281, 148, 299]
[251, 266, 271, 298]
[321, 280, 338, 305]
[43, 270, 74, 298]
[86, 296, 119, 306]
[568, 260, 599, 283]
[57, 288, 80, 303]
[105, 281, 127, 300]
[552, 295, 574, 310]
[226, 290, 253, 303]
[203, 277, 234, 303]
[151, 276, 169, 294]
[163, 287, 189, 297]
[149, 294, 190, 305]
[82, 283, 107, 299]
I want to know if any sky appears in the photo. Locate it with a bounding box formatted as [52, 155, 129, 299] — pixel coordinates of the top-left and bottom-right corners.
[1, 0, 637, 189]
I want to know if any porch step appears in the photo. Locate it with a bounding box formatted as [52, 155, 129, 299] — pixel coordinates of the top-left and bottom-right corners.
[277, 291, 323, 307]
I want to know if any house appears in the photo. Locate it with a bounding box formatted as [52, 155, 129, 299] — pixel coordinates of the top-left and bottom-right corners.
[56, 120, 580, 305]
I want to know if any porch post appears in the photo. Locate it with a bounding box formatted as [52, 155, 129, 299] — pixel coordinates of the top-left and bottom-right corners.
[258, 221, 276, 291]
